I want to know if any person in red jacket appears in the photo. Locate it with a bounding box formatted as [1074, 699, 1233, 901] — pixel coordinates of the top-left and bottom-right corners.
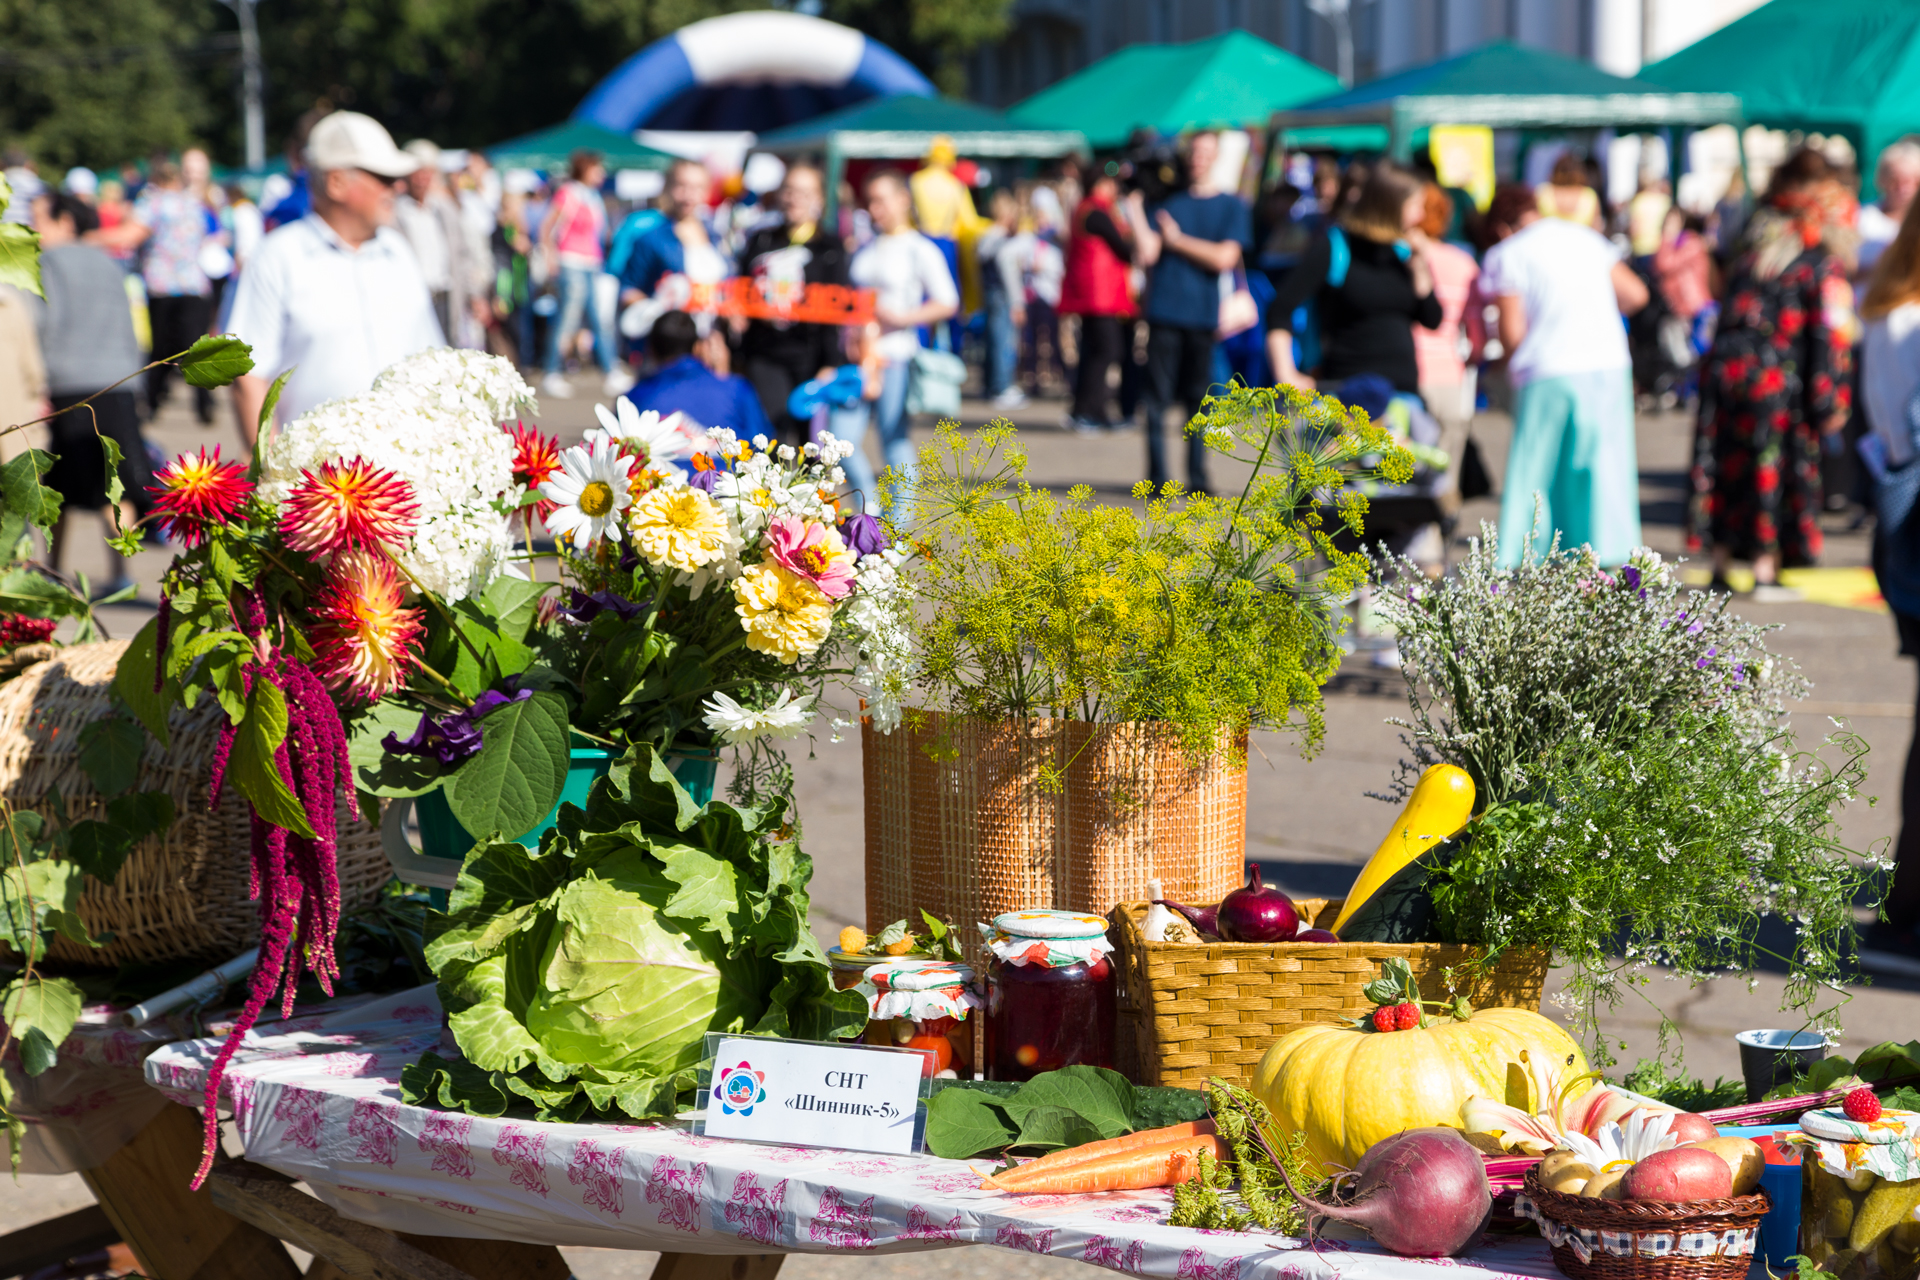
[1060, 172, 1134, 432]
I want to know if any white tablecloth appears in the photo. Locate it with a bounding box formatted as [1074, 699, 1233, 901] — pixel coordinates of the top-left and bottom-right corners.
[145, 986, 1564, 1279]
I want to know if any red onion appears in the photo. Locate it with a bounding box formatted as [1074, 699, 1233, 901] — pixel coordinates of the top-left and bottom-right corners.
[1154, 898, 1219, 939]
[1280, 1127, 1492, 1257]
[1293, 928, 1339, 943]
[1216, 865, 1300, 942]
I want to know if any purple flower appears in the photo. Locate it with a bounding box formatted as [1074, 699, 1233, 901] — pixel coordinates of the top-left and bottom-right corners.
[688, 463, 720, 493]
[383, 687, 534, 767]
[556, 589, 642, 624]
[840, 511, 888, 558]
[1696, 646, 1719, 670]
[1621, 565, 1642, 593]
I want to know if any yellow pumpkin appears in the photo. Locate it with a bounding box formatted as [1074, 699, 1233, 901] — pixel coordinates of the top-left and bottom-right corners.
[1250, 1007, 1588, 1173]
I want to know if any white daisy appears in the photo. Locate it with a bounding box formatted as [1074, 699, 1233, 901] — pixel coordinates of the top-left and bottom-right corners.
[589, 398, 702, 464]
[541, 438, 634, 546]
[1557, 1110, 1678, 1175]
[700, 689, 817, 743]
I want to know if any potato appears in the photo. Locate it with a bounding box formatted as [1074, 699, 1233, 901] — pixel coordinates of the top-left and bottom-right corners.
[1538, 1151, 1588, 1181]
[1622, 1147, 1733, 1202]
[1686, 1136, 1765, 1195]
[1582, 1167, 1629, 1199]
[1539, 1159, 1596, 1196]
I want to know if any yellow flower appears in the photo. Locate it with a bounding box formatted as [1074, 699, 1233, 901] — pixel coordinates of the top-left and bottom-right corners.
[733, 562, 833, 663]
[629, 486, 732, 572]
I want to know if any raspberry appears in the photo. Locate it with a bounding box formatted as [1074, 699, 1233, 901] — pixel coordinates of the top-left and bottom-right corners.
[1372, 1006, 1398, 1033]
[1394, 1002, 1422, 1030]
[1843, 1086, 1882, 1123]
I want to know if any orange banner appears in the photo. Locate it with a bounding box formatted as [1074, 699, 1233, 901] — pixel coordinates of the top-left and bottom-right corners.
[690, 279, 876, 326]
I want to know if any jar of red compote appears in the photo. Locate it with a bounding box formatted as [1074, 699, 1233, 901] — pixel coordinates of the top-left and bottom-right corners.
[856, 959, 980, 1078]
[980, 909, 1116, 1082]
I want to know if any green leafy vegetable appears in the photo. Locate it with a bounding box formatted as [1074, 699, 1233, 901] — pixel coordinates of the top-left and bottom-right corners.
[923, 1066, 1202, 1159]
[402, 745, 865, 1123]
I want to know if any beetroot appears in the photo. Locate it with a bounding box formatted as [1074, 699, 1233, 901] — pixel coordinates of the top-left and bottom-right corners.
[1217, 865, 1300, 942]
[1279, 1127, 1491, 1257]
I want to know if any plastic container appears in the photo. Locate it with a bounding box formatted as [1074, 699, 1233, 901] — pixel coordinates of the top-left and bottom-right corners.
[1735, 1028, 1829, 1103]
[1716, 1124, 1803, 1273]
[856, 959, 980, 1078]
[1791, 1104, 1920, 1278]
[980, 910, 1116, 1082]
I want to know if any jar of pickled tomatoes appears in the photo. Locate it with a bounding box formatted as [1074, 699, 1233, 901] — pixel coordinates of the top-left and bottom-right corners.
[980, 909, 1116, 1082]
[856, 959, 980, 1078]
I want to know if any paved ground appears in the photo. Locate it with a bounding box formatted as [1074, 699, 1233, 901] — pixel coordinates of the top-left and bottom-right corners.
[16, 377, 1920, 1279]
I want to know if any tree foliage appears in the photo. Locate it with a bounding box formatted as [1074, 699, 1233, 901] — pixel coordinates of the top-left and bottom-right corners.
[0, 0, 1016, 170]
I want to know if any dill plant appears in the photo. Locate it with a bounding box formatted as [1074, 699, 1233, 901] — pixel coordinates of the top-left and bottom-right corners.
[1373, 528, 1882, 1068]
[900, 383, 1411, 758]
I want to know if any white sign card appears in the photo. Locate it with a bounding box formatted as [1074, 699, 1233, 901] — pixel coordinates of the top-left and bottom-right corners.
[698, 1034, 930, 1154]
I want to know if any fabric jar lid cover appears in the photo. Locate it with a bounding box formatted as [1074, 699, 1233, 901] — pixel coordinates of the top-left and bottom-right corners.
[865, 959, 975, 991]
[1800, 1106, 1920, 1145]
[990, 909, 1109, 939]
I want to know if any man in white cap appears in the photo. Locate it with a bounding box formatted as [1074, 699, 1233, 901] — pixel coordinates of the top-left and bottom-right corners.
[226, 110, 444, 440]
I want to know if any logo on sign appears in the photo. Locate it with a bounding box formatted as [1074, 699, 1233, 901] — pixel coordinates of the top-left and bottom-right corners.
[716, 1061, 768, 1116]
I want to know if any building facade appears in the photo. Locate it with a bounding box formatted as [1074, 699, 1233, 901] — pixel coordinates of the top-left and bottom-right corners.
[967, 0, 1770, 108]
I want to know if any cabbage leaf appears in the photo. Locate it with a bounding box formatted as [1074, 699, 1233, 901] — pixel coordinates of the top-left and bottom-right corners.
[402, 746, 866, 1122]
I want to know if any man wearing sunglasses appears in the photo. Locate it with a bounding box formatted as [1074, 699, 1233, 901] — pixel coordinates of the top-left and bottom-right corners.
[227, 110, 444, 441]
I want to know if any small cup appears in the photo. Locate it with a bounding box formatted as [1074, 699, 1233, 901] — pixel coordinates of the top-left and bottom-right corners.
[1735, 1029, 1829, 1103]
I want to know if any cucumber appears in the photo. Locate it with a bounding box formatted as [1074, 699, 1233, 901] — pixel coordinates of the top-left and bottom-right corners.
[1850, 1177, 1920, 1253]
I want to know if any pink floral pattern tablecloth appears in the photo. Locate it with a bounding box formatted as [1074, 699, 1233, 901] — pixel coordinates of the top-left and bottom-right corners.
[144, 986, 1563, 1279]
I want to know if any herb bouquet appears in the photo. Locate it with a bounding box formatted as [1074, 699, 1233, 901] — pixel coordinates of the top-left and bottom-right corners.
[864, 383, 1413, 942]
[1371, 530, 1878, 1068]
[122, 349, 909, 1171]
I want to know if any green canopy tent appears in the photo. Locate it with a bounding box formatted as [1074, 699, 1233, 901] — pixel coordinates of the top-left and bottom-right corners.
[1004, 30, 1343, 149]
[1643, 0, 1920, 198]
[752, 95, 1086, 215]
[1271, 41, 1741, 165]
[486, 120, 675, 174]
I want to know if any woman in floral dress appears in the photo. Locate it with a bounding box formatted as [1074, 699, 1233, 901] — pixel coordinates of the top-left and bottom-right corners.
[1687, 149, 1859, 600]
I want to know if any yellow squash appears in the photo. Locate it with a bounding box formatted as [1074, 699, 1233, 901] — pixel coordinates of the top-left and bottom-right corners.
[1251, 1007, 1587, 1173]
[1331, 763, 1474, 937]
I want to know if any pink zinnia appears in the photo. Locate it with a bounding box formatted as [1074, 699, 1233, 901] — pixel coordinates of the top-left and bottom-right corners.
[765, 514, 856, 600]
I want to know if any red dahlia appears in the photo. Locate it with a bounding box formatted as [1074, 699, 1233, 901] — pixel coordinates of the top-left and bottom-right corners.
[308, 550, 425, 700]
[279, 456, 419, 555]
[148, 446, 253, 547]
[507, 420, 561, 520]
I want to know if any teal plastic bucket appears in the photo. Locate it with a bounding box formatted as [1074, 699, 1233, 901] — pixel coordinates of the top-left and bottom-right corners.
[413, 749, 717, 864]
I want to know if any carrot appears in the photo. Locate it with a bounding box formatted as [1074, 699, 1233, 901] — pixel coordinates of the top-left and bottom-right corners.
[984, 1119, 1218, 1190]
[983, 1133, 1229, 1195]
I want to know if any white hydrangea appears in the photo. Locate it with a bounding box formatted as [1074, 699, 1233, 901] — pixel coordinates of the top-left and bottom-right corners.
[260, 349, 533, 601]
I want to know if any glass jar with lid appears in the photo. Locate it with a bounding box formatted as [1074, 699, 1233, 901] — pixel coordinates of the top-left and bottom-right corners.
[1793, 1102, 1920, 1278]
[980, 909, 1116, 1082]
[855, 959, 980, 1078]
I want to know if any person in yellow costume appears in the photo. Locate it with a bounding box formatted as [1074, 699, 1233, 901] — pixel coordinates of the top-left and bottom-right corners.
[909, 135, 980, 352]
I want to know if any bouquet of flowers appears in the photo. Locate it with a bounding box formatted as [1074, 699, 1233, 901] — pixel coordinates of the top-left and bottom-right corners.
[120, 349, 909, 1179]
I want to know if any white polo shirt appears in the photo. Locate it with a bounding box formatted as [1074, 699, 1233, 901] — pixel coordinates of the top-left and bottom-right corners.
[226, 213, 445, 426]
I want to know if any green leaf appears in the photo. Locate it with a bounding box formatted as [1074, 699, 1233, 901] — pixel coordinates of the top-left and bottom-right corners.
[652, 840, 743, 944]
[176, 335, 253, 389]
[1001, 1065, 1137, 1141]
[443, 691, 568, 840]
[106, 791, 175, 844]
[99, 434, 125, 510]
[874, 919, 909, 948]
[346, 701, 444, 798]
[257, 367, 294, 435]
[0, 450, 61, 532]
[475, 575, 549, 645]
[2, 975, 83, 1064]
[925, 1087, 1019, 1159]
[1013, 1103, 1105, 1152]
[64, 821, 134, 883]
[447, 1000, 543, 1074]
[76, 719, 144, 798]
[19, 1026, 57, 1076]
[0, 221, 41, 299]
[225, 677, 317, 840]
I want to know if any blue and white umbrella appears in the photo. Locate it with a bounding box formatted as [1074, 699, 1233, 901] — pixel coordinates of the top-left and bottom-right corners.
[573, 11, 935, 135]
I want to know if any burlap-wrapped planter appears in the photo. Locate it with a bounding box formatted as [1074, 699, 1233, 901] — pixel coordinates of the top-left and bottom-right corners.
[863, 709, 1246, 966]
[0, 640, 390, 967]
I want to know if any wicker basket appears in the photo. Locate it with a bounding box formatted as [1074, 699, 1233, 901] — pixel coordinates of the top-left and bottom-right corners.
[0, 641, 390, 967]
[1108, 899, 1551, 1088]
[864, 711, 1246, 967]
[1516, 1165, 1771, 1279]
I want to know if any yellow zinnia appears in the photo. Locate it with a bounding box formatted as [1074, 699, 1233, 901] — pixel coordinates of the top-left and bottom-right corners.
[733, 562, 834, 664]
[629, 487, 731, 572]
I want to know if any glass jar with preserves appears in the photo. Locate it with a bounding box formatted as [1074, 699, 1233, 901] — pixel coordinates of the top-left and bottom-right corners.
[980, 909, 1116, 1082]
[856, 959, 980, 1078]
[1794, 1103, 1920, 1278]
